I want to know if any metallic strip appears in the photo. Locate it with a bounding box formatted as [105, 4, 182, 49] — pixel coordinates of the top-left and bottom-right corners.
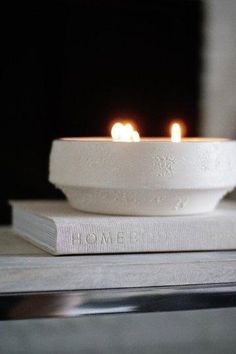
[1, 283, 236, 320]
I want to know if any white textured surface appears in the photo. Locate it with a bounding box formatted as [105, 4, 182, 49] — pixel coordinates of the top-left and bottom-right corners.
[49, 139, 236, 215]
[62, 186, 228, 216]
[11, 200, 236, 255]
[1, 227, 236, 292]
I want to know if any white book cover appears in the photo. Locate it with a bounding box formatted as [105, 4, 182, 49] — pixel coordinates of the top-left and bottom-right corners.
[2, 227, 236, 291]
[11, 199, 236, 255]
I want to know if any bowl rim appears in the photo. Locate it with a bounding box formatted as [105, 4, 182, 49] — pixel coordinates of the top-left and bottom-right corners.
[57, 137, 233, 143]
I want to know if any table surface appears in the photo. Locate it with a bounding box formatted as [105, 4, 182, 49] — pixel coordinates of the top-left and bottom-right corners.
[1, 227, 236, 321]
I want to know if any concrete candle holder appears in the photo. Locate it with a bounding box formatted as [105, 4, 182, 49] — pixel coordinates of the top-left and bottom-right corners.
[49, 138, 236, 216]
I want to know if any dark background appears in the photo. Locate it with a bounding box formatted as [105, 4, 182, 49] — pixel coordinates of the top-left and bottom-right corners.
[1, 1, 203, 224]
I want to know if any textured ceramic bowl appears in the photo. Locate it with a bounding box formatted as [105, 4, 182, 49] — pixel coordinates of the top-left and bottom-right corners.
[49, 138, 236, 216]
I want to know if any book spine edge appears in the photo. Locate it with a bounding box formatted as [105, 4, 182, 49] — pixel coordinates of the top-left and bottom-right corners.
[55, 221, 236, 255]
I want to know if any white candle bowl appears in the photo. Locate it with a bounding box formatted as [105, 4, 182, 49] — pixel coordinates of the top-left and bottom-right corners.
[49, 138, 236, 216]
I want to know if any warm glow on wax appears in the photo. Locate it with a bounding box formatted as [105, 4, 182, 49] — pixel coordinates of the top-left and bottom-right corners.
[171, 123, 182, 143]
[111, 122, 140, 142]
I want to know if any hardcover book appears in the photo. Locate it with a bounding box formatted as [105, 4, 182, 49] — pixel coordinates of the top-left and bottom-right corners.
[11, 200, 236, 255]
[2, 227, 236, 291]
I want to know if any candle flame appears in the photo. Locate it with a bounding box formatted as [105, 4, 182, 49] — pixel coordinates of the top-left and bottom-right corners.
[171, 123, 181, 143]
[111, 122, 140, 142]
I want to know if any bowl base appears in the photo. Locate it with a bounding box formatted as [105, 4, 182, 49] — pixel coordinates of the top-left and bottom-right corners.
[59, 186, 229, 216]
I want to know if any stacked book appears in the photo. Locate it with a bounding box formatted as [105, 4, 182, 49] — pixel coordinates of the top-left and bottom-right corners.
[10, 199, 236, 290]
